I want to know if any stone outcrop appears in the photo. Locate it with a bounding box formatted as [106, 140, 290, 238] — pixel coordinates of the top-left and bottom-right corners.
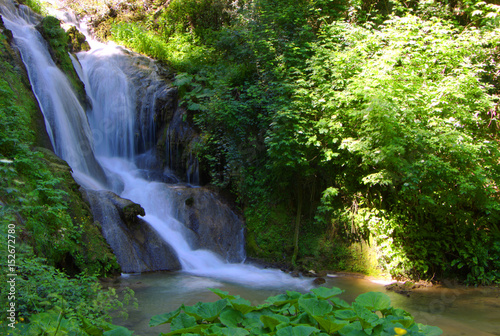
[81, 189, 182, 273]
[164, 185, 246, 263]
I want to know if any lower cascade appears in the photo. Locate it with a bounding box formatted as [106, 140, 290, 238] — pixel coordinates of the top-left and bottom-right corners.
[0, 0, 311, 289]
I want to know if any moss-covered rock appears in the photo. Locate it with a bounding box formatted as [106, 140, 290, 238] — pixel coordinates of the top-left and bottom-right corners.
[36, 148, 121, 276]
[36, 16, 87, 105]
[66, 25, 90, 52]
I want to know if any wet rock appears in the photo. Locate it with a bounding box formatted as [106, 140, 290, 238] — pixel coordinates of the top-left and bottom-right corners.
[81, 188, 181, 273]
[165, 185, 246, 263]
[313, 277, 326, 285]
[386, 282, 414, 297]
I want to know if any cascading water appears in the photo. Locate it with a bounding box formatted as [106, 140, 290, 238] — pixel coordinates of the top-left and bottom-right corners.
[0, 0, 311, 289]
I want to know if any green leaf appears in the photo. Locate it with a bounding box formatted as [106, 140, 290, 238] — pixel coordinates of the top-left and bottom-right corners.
[183, 300, 228, 322]
[313, 315, 349, 333]
[330, 297, 351, 309]
[103, 326, 134, 336]
[150, 307, 181, 327]
[298, 297, 333, 317]
[276, 325, 321, 336]
[220, 308, 244, 328]
[418, 324, 443, 336]
[353, 302, 382, 329]
[354, 292, 392, 311]
[209, 325, 250, 336]
[310, 287, 343, 299]
[267, 292, 301, 306]
[171, 313, 197, 331]
[210, 288, 237, 300]
[163, 324, 211, 336]
[334, 309, 357, 321]
[198, 299, 229, 322]
[231, 297, 255, 314]
[260, 314, 290, 331]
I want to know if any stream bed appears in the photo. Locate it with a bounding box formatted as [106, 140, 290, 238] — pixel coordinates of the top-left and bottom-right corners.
[108, 272, 500, 336]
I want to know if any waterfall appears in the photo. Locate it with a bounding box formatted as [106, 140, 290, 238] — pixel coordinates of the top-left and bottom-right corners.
[0, 0, 311, 289]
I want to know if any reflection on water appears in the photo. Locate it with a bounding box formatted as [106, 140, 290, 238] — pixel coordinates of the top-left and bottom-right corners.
[109, 272, 500, 336]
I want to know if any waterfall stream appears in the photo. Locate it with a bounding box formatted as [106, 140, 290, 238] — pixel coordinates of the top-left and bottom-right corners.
[0, 0, 311, 289]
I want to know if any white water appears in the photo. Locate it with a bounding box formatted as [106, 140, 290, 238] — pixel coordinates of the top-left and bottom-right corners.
[0, 1, 312, 290]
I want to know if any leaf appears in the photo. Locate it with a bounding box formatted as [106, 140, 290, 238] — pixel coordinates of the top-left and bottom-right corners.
[267, 292, 300, 306]
[183, 300, 228, 322]
[231, 297, 255, 314]
[298, 297, 333, 317]
[330, 297, 351, 309]
[417, 324, 443, 336]
[103, 326, 134, 336]
[260, 314, 290, 331]
[171, 313, 197, 331]
[334, 309, 357, 321]
[276, 325, 321, 336]
[313, 315, 348, 333]
[163, 324, 211, 336]
[310, 287, 343, 299]
[354, 292, 392, 311]
[209, 325, 250, 336]
[219, 308, 244, 328]
[150, 307, 181, 327]
[210, 288, 237, 300]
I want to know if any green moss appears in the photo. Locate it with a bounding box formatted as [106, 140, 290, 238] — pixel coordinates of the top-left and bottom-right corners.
[36, 16, 87, 104]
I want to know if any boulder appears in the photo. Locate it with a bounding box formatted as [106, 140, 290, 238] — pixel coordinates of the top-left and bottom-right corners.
[81, 188, 181, 273]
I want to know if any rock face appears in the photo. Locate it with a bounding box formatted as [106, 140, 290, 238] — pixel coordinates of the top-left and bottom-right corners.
[164, 185, 246, 263]
[81, 189, 181, 273]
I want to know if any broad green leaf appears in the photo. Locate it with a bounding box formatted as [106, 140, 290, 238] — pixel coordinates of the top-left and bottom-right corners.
[298, 297, 333, 317]
[311, 287, 343, 299]
[103, 326, 134, 336]
[150, 307, 181, 327]
[330, 297, 351, 309]
[198, 300, 229, 321]
[418, 324, 443, 336]
[184, 300, 228, 322]
[171, 313, 197, 331]
[209, 325, 250, 336]
[163, 324, 211, 336]
[337, 321, 364, 336]
[353, 302, 382, 329]
[231, 297, 255, 314]
[354, 292, 392, 311]
[260, 314, 290, 331]
[313, 315, 348, 333]
[276, 325, 321, 336]
[210, 288, 237, 300]
[267, 293, 300, 306]
[219, 308, 244, 328]
[334, 309, 357, 321]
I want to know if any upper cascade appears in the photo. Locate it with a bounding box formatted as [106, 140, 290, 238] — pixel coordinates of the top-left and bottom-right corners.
[0, 0, 312, 290]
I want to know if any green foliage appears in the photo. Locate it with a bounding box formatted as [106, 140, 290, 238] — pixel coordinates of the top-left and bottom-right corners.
[151, 0, 236, 38]
[149, 287, 442, 335]
[0, 254, 136, 336]
[102, 0, 500, 283]
[301, 16, 500, 282]
[19, 0, 48, 16]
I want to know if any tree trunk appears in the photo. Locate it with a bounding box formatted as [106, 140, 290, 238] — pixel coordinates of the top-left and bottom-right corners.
[291, 186, 303, 267]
